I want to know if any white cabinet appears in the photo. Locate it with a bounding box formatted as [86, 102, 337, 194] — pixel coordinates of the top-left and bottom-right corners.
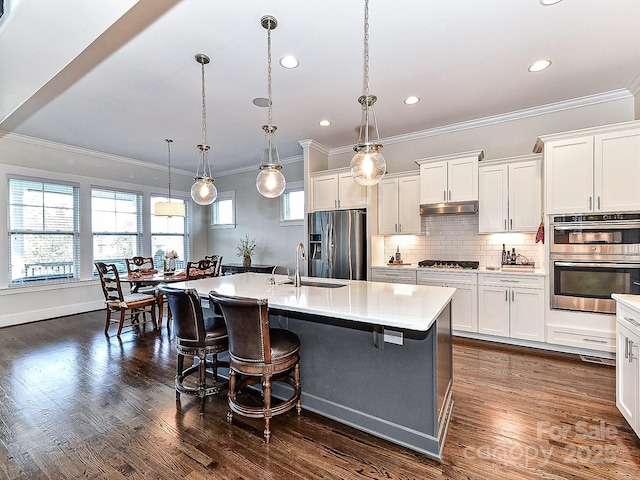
[537, 123, 640, 215]
[416, 150, 483, 205]
[478, 273, 544, 341]
[378, 173, 421, 235]
[478, 155, 542, 233]
[311, 169, 367, 211]
[615, 302, 640, 438]
[417, 270, 478, 333]
[371, 267, 416, 284]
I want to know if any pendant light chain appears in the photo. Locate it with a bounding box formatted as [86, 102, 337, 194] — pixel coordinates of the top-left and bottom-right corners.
[363, 0, 370, 98]
[267, 20, 273, 125]
[200, 59, 211, 178]
[166, 138, 173, 200]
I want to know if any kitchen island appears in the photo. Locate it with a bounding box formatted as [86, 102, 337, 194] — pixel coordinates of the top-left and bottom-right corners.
[170, 273, 455, 460]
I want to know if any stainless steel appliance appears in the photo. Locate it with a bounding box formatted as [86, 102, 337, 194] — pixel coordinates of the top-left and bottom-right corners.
[308, 209, 367, 280]
[418, 260, 479, 270]
[550, 213, 640, 314]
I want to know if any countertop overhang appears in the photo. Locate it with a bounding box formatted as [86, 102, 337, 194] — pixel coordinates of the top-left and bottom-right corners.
[168, 273, 455, 332]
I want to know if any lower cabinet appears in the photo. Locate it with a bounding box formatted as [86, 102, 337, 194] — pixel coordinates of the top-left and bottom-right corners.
[370, 267, 417, 284]
[478, 273, 545, 341]
[616, 304, 640, 437]
[417, 270, 477, 333]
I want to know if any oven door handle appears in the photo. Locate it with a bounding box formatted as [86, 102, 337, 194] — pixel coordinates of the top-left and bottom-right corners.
[553, 222, 640, 230]
[554, 261, 640, 269]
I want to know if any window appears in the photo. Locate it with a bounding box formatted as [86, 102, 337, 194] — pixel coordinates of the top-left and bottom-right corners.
[212, 191, 236, 228]
[8, 177, 80, 284]
[91, 187, 142, 273]
[281, 181, 305, 226]
[151, 195, 189, 270]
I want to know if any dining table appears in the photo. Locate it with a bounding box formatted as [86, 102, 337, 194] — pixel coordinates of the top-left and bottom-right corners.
[120, 270, 188, 327]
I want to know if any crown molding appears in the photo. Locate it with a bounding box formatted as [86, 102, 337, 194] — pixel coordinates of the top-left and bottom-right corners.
[629, 74, 640, 96]
[0, 130, 194, 176]
[214, 153, 303, 178]
[298, 139, 330, 155]
[329, 89, 632, 155]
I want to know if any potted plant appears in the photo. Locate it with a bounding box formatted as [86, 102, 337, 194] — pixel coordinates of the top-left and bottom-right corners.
[237, 234, 258, 267]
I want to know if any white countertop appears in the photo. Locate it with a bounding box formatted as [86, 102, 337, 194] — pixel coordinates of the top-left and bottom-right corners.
[612, 293, 640, 312]
[168, 273, 455, 332]
[371, 265, 546, 276]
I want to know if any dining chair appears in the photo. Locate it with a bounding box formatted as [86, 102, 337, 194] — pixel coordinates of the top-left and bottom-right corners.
[95, 262, 158, 336]
[186, 258, 216, 280]
[205, 255, 223, 277]
[209, 291, 301, 443]
[159, 286, 229, 415]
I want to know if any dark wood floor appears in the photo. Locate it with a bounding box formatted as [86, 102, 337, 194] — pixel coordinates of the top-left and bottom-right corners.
[1, 311, 639, 480]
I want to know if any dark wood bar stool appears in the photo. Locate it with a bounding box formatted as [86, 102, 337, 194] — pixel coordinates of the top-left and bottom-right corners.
[159, 286, 229, 415]
[209, 292, 301, 443]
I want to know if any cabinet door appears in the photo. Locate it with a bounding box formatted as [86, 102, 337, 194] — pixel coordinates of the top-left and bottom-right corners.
[419, 162, 448, 204]
[545, 136, 594, 215]
[510, 287, 544, 341]
[450, 283, 478, 333]
[509, 161, 542, 232]
[313, 174, 339, 211]
[397, 176, 421, 234]
[448, 157, 478, 202]
[616, 323, 639, 429]
[478, 285, 510, 337]
[595, 128, 640, 212]
[378, 178, 399, 234]
[478, 164, 508, 233]
[338, 172, 367, 209]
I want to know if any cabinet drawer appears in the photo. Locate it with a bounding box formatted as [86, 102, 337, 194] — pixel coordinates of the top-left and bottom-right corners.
[618, 305, 640, 336]
[479, 273, 543, 289]
[417, 270, 477, 285]
[547, 325, 616, 352]
[371, 268, 417, 284]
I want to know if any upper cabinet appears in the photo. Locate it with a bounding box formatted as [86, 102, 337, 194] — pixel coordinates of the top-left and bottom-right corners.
[478, 155, 542, 233]
[416, 150, 483, 204]
[535, 121, 640, 215]
[311, 169, 367, 211]
[378, 172, 421, 235]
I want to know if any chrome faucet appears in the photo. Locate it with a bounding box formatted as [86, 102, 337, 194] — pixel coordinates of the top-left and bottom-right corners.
[294, 242, 306, 287]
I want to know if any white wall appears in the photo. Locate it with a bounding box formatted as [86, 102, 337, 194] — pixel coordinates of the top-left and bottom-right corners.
[208, 160, 305, 275]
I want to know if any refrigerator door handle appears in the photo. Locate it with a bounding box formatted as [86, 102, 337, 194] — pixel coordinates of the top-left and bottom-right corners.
[348, 212, 353, 280]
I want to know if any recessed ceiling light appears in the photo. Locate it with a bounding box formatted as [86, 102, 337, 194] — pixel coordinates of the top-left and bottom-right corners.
[528, 60, 552, 72]
[404, 96, 420, 105]
[319, 120, 331, 127]
[280, 55, 299, 69]
[253, 97, 269, 107]
[540, 0, 563, 5]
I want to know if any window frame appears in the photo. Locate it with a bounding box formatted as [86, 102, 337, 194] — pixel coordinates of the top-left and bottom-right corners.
[7, 176, 80, 286]
[150, 194, 190, 271]
[91, 186, 143, 274]
[280, 181, 305, 226]
[211, 190, 236, 229]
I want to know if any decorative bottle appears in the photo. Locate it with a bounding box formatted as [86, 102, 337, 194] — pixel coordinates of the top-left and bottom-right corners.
[511, 248, 516, 264]
[501, 244, 507, 265]
[395, 246, 402, 263]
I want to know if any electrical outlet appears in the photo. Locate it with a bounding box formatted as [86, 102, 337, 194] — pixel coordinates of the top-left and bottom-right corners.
[383, 329, 403, 345]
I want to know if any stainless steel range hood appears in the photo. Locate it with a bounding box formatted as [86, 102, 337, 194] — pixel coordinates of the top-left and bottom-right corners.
[420, 200, 478, 216]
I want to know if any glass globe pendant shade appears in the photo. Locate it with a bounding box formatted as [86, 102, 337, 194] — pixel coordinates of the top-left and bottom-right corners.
[191, 176, 217, 205]
[350, 143, 386, 186]
[256, 165, 286, 198]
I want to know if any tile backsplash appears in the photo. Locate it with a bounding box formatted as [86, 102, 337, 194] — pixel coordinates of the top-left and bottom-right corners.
[382, 214, 544, 268]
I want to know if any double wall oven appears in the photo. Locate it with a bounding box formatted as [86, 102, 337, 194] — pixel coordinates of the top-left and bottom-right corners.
[550, 213, 640, 314]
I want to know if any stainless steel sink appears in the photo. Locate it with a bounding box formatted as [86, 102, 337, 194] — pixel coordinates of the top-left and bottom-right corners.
[280, 280, 348, 288]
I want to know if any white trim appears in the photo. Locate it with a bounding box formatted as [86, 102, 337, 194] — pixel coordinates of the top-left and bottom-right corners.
[329, 89, 633, 155]
[280, 181, 305, 226]
[211, 190, 236, 229]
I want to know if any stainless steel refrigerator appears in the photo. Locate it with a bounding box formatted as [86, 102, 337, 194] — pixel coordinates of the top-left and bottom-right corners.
[308, 209, 367, 280]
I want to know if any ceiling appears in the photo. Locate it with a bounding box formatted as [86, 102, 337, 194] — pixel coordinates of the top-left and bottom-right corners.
[2, 0, 640, 175]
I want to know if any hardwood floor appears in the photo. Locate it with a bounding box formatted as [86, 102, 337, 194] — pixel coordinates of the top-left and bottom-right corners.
[1, 311, 639, 479]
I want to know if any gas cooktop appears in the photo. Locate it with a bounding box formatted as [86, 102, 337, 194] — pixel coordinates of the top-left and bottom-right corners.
[418, 260, 479, 270]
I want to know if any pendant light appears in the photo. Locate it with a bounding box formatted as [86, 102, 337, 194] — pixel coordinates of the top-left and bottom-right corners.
[256, 15, 286, 199]
[190, 53, 217, 205]
[154, 138, 186, 217]
[350, 0, 386, 187]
